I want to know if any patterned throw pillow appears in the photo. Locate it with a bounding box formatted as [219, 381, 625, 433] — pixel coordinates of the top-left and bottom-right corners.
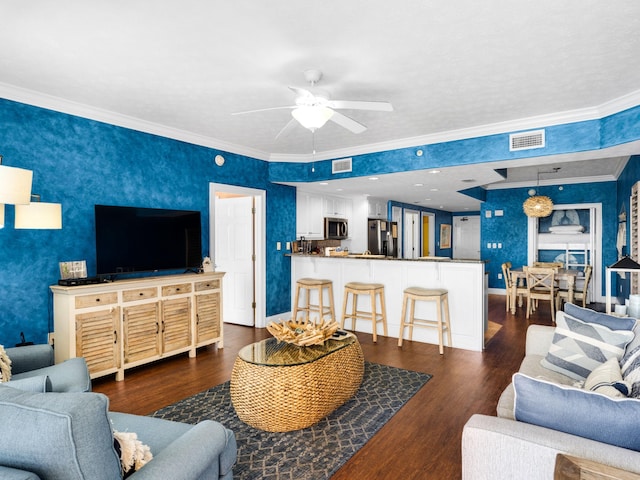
[541, 311, 634, 380]
[584, 358, 631, 398]
[621, 321, 640, 398]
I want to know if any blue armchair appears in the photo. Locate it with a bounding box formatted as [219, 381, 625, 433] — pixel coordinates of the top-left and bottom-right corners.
[5, 344, 91, 392]
[0, 385, 237, 479]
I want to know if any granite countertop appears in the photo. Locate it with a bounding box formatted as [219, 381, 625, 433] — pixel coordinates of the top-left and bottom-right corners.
[286, 253, 486, 264]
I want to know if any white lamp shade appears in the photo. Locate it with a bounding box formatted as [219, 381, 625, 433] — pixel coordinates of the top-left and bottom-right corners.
[0, 164, 33, 204]
[291, 106, 334, 130]
[15, 202, 62, 229]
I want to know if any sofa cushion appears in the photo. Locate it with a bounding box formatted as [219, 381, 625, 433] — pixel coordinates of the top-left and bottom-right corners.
[513, 373, 640, 451]
[584, 358, 631, 397]
[0, 385, 121, 480]
[497, 354, 576, 419]
[541, 311, 634, 380]
[564, 303, 636, 330]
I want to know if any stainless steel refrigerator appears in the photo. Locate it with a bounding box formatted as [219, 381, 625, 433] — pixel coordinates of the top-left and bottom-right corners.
[367, 219, 398, 257]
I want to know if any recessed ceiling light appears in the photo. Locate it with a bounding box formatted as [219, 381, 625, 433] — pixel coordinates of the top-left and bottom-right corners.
[429, 170, 440, 174]
[413, 183, 424, 187]
[430, 188, 439, 192]
[369, 177, 379, 181]
[424, 198, 431, 201]
[319, 182, 329, 185]
[336, 188, 343, 191]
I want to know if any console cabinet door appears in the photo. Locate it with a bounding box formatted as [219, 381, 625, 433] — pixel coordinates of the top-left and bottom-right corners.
[123, 303, 161, 364]
[195, 292, 221, 344]
[75, 308, 120, 376]
[161, 297, 191, 354]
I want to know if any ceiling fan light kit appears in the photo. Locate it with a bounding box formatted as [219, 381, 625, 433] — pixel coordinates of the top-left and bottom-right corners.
[291, 105, 334, 131]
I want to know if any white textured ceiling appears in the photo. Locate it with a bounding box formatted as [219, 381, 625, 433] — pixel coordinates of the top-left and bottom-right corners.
[1, 1, 640, 210]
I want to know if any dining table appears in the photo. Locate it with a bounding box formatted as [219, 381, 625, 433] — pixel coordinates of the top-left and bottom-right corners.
[508, 267, 580, 314]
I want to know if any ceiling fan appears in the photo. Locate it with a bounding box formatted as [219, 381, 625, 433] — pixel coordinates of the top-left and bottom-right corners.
[232, 69, 393, 138]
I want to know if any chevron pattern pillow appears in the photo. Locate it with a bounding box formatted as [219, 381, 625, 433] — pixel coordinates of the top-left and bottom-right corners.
[541, 311, 634, 381]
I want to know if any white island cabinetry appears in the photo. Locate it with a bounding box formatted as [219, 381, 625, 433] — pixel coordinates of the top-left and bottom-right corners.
[290, 256, 487, 351]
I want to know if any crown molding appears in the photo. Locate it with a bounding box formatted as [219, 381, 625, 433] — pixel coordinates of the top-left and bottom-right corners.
[0, 82, 271, 161]
[1, 81, 639, 164]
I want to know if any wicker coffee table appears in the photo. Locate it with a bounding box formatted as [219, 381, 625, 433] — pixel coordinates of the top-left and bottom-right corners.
[230, 333, 364, 432]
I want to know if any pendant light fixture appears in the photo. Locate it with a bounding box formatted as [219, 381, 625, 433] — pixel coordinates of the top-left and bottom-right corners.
[523, 169, 554, 218]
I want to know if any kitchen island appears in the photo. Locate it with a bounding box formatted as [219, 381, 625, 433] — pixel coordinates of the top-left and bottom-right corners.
[289, 254, 487, 351]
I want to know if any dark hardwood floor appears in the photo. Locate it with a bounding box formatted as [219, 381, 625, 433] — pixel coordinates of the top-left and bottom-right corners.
[92, 294, 555, 479]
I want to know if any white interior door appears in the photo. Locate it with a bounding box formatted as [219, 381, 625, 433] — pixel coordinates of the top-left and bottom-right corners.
[403, 210, 420, 259]
[211, 184, 266, 327]
[215, 195, 254, 326]
[453, 215, 481, 259]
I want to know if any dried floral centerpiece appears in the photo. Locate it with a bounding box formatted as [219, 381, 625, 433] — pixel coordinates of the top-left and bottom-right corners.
[266, 318, 340, 346]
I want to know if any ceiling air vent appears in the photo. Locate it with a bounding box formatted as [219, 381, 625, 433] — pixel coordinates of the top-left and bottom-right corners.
[509, 129, 545, 152]
[332, 157, 352, 174]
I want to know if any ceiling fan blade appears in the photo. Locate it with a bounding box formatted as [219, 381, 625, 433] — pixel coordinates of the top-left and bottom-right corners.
[288, 86, 313, 98]
[329, 111, 367, 134]
[328, 100, 393, 112]
[275, 118, 298, 140]
[232, 106, 294, 115]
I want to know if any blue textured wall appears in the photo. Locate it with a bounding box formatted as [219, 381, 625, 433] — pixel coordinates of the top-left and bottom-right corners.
[481, 181, 618, 293]
[2, 95, 640, 346]
[0, 98, 295, 345]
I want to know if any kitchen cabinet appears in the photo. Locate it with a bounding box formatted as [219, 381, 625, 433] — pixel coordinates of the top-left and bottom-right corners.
[50, 272, 224, 381]
[323, 195, 352, 219]
[368, 198, 388, 219]
[296, 191, 324, 239]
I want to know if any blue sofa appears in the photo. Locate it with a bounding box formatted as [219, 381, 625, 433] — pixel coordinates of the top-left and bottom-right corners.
[0, 384, 237, 479]
[5, 344, 91, 392]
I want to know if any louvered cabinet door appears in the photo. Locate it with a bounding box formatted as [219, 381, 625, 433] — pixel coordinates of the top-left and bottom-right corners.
[161, 297, 191, 354]
[123, 303, 161, 364]
[195, 292, 220, 344]
[75, 308, 120, 377]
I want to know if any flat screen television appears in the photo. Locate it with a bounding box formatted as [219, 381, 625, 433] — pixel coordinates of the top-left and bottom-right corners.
[95, 205, 202, 276]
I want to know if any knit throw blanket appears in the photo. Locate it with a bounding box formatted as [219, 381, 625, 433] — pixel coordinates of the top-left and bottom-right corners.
[0, 345, 11, 382]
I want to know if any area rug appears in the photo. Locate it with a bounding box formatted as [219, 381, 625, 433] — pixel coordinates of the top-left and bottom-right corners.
[151, 362, 431, 480]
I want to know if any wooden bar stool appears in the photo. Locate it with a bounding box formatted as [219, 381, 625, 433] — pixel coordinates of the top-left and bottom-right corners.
[398, 287, 452, 354]
[341, 282, 388, 342]
[292, 278, 336, 324]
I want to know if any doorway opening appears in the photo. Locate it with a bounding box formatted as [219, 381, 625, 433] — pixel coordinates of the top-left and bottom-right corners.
[210, 183, 266, 328]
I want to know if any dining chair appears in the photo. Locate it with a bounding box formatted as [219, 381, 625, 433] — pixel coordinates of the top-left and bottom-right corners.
[502, 262, 527, 313]
[532, 261, 563, 269]
[556, 264, 592, 310]
[524, 266, 557, 321]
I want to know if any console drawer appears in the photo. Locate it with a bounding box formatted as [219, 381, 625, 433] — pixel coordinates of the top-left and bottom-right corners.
[122, 287, 157, 302]
[195, 279, 221, 291]
[75, 292, 118, 309]
[162, 283, 192, 296]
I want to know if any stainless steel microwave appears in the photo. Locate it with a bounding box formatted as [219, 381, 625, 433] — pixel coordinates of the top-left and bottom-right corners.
[324, 217, 348, 239]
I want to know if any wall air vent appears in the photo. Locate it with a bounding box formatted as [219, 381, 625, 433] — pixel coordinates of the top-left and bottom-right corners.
[332, 157, 352, 174]
[509, 129, 545, 151]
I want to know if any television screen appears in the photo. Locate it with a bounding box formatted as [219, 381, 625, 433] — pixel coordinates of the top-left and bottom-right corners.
[95, 205, 202, 276]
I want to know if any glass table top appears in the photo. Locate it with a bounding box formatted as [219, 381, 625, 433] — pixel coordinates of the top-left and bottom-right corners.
[237, 334, 356, 367]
